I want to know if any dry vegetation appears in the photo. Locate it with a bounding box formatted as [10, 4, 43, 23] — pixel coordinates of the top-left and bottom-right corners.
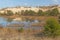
[0, 27, 59, 40]
[0, 6, 59, 40]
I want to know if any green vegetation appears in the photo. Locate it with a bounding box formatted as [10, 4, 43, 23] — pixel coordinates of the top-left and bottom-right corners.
[21, 10, 36, 16]
[37, 10, 44, 16]
[50, 8, 59, 16]
[44, 10, 51, 16]
[21, 10, 25, 15]
[44, 18, 60, 37]
[28, 10, 36, 16]
[0, 8, 59, 16]
[58, 16, 60, 23]
[7, 18, 13, 23]
[24, 10, 29, 16]
[0, 10, 13, 16]
[21, 8, 59, 16]
[15, 12, 20, 15]
[6, 10, 13, 16]
[18, 27, 24, 32]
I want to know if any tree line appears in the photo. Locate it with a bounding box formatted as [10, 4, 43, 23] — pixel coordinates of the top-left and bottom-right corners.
[21, 8, 59, 16]
[0, 8, 59, 16]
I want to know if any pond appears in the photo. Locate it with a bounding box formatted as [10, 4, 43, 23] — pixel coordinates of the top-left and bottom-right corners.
[0, 17, 43, 30]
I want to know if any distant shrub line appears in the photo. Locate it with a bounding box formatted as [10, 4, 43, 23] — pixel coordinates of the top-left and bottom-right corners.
[0, 8, 59, 16]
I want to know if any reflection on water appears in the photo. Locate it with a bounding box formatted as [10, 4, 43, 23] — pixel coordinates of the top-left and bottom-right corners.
[0, 17, 8, 26]
[0, 17, 42, 30]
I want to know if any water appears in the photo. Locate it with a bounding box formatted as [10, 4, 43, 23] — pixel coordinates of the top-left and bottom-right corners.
[0, 17, 42, 30]
[0, 17, 8, 26]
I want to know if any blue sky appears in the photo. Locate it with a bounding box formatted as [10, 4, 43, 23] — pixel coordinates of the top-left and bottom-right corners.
[0, 0, 60, 8]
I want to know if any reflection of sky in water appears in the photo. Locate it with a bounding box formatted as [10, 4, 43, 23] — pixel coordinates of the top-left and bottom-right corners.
[0, 17, 40, 27]
[0, 17, 8, 26]
[11, 20, 31, 27]
[0, 17, 42, 30]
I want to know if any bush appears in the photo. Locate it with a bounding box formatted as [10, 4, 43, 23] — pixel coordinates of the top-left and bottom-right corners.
[18, 27, 24, 32]
[44, 18, 60, 37]
[21, 10, 25, 15]
[28, 10, 36, 16]
[44, 10, 51, 16]
[50, 8, 59, 16]
[37, 10, 44, 16]
[6, 10, 13, 16]
[7, 18, 13, 23]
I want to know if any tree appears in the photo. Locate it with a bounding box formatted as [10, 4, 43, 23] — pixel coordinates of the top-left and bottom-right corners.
[21, 10, 25, 15]
[15, 12, 21, 16]
[6, 10, 13, 16]
[44, 18, 60, 37]
[50, 8, 59, 16]
[44, 10, 51, 16]
[23, 10, 36, 16]
[37, 10, 44, 16]
[28, 10, 36, 16]
[24, 10, 29, 16]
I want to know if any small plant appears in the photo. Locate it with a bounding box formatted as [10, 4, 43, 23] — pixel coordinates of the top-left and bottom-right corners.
[18, 27, 24, 32]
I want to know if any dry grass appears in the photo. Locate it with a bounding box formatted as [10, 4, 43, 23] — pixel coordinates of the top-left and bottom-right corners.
[0, 28, 59, 40]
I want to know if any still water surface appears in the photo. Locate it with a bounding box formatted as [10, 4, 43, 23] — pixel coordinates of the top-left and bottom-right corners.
[0, 17, 43, 30]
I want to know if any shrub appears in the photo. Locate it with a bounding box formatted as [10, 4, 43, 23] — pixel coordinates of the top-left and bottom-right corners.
[18, 27, 24, 32]
[50, 8, 59, 16]
[7, 18, 13, 23]
[6, 10, 13, 16]
[44, 18, 60, 37]
[37, 10, 44, 16]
